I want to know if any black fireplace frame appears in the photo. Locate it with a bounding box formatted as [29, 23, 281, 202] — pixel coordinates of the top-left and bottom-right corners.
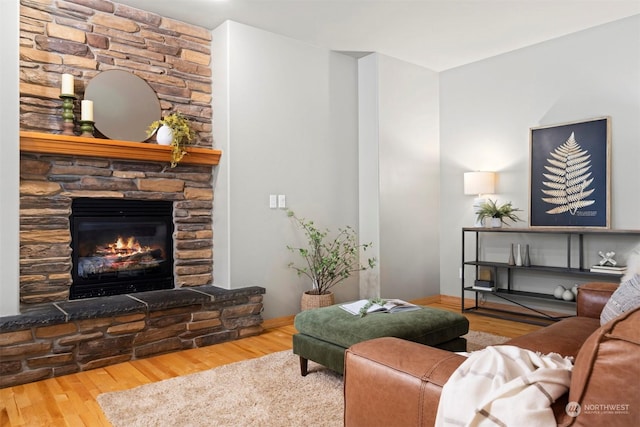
[69, 198, 174, 300]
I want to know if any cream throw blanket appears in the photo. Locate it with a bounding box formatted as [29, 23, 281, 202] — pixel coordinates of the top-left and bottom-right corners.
[435, 345, 573, 427]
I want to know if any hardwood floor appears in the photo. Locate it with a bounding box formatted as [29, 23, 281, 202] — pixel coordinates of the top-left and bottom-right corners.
[0, 298, 542, 427]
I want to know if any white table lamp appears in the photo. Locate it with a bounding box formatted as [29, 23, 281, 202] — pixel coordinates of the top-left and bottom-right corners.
[464, 171, 496, 227]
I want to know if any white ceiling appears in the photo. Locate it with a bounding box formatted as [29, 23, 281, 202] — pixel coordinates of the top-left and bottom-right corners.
[116, 0, 640, 71]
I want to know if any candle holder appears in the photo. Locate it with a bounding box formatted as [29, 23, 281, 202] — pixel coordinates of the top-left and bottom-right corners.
[59, 94, 77, 136]
[79, 120, 95, 138]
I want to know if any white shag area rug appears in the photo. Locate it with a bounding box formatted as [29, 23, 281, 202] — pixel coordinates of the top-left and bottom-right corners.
[98, 331, 508, 427]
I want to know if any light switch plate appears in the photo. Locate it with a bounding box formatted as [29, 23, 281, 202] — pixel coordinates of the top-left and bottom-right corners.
[269, 194, 277, 209]
[278, 194, 286, 208]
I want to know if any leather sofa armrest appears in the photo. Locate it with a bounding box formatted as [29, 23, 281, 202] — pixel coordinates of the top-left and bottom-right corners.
[576, 282, 618, 318]
[344, 337, 466, 427]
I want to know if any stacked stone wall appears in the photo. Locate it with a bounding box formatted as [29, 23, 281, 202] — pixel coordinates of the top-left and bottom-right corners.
[20, 0, 212, 145]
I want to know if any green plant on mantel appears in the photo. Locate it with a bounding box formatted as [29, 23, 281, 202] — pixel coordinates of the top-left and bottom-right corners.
[147, 112, 196, 167]
[286, 210, 377, 295]
[476, 199, 523, 226]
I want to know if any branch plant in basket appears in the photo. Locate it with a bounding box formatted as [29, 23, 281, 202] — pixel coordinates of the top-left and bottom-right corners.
[286, 210, 376, 309]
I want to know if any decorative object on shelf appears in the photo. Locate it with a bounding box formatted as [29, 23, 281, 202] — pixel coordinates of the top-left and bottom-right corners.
[562, 289, 575, 301]
[79, 99, 94, 137]
[59, 74, 76, 136]
[79, 120, 94, 138]
[508, 243, 516, 266]
[285, 210, 376, 310]
[515, 243, 523, 266]
[464, 171, 496, 227]
[59, 94, 77, 136]
[81, 99, 93, 121]
[154, 125, 173, 146]
[473, 267, 495, 291]
[85, 69, 161, 142]
[597, 250, 617, 266]
[147, 112, 195, 168]
[553, 285, 566, 299]
[523, 244, 531, 267]
[589, 265, 627, 275]
[61, 73, 74, 95]
[529, 116, 610, 229]
[475, 199, 522, 228]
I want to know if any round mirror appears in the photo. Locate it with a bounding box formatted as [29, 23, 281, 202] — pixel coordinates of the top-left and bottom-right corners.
[84, 70, 161, 142]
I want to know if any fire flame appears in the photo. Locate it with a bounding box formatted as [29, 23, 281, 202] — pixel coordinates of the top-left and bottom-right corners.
[106, 236, 147, 255]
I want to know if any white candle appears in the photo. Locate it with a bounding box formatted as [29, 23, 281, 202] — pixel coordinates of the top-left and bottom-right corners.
[81, 100, 93, 121]
[61, 73, 74, 95]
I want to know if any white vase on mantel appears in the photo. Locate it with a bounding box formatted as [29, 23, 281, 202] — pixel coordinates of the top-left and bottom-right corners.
[156, 124, 173, 146]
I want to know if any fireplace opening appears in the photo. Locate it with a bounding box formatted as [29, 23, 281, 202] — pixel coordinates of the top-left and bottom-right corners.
[70, 198, 174, 300]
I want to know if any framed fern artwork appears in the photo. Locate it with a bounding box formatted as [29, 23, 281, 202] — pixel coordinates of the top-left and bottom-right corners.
[529, 117, 611, 228]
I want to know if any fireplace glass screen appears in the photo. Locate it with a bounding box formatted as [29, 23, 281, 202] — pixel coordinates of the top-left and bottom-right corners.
[70, 198, 174, 299]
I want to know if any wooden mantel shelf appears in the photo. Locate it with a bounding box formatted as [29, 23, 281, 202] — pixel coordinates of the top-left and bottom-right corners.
[20, 131, 221, 166]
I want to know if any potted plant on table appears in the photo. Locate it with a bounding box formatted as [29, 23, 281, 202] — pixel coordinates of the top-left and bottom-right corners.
[147, 112, 196, 168]
[286, 210, 376, 310]
[476, 199, 522, 227]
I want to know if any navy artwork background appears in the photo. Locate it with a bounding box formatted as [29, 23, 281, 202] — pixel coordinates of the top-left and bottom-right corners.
[530, 118, 609, 227]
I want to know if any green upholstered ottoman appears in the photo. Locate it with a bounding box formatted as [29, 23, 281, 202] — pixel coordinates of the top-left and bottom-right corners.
[293, 303, 469, 375]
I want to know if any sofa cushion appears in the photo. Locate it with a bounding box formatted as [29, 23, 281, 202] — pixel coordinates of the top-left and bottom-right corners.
[600, 273, 640, 325]
[505, 316, 600, 359]
[566, 306, 640, 426]
[577, 282, 619, 318]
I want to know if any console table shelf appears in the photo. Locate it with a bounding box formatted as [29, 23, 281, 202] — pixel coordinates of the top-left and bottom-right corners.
[461, 227, 640, 325]
[463, 261, 626, 278]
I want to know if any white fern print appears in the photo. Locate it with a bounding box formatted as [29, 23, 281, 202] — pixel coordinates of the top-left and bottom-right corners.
[541, 132, 595, 215]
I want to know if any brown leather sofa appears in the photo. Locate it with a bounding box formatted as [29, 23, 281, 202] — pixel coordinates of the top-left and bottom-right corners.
[344, 282, 639, 426]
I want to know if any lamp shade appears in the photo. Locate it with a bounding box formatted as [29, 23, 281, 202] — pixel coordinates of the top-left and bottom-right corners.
[464, 171, 495, 195]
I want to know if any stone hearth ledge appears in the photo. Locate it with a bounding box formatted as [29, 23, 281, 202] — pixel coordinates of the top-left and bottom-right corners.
[0, 285, 264, 332]
[0, 285, 265, 388]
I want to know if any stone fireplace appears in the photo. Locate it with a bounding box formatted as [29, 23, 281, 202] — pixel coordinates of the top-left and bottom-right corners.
[0, 1, 265, 389]
[1, 137, 265, 390]
[17, 0, 217, 305]
[20, 152, 215, 305]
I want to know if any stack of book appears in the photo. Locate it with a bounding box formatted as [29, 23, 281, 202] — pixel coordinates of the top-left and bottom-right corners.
[472, 280, 496, 291]
[589, 265, 627, 275]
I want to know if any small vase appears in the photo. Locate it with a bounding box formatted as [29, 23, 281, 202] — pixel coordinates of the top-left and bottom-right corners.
[515, 244, 523, 266]
[155, 124, 173, 146]
[523, 244, 531, 267]
[508, 243, 515, 266]
[490, 218, 502, 228]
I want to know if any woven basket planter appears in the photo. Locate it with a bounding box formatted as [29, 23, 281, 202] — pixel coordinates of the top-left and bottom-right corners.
[300, 291, 335, 311]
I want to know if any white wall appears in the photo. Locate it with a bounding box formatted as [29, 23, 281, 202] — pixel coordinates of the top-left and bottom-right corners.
[212, 21, 360, 319]
[0, 0, 20, 317]
[358, 53, 441, 301]
[439, 16, 640, 301]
